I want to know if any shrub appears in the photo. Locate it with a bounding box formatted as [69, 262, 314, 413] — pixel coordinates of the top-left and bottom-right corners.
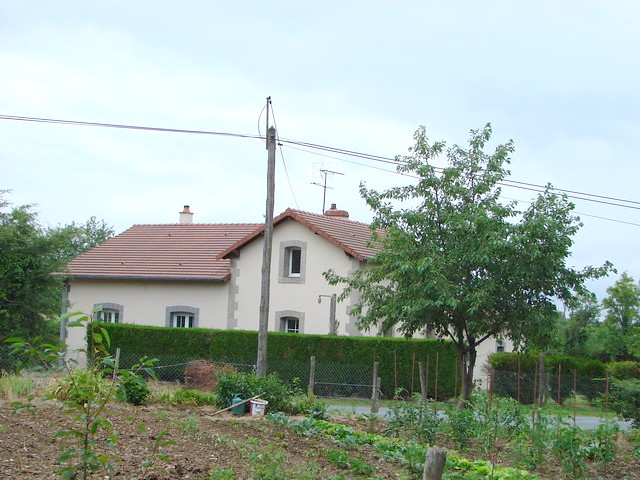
[184, 361, 235, 390]
[118, 374, 151, 405]
[607, 361, 640, 380]
[213, 372, 297, 413]
[609, 379, 640, 428]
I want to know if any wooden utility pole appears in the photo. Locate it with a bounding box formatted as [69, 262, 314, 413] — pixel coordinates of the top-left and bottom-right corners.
[256, 122, 276, 377]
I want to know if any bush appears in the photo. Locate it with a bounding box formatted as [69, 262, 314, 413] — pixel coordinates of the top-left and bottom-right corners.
[607, 361, 640, 380]
[213, 372, 297, 413]
[118, 374, 151, 405]
[609, 379, 640, 428]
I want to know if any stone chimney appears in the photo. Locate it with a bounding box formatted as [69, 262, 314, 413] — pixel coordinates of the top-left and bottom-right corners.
[324, 203, 349, 218]
[179, 205, 193, 224]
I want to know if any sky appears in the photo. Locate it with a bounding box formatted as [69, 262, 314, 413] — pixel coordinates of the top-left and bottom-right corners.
[1, 1, 639, 302]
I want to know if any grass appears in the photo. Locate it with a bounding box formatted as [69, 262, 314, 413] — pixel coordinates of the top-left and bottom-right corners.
[0, 373, 36, 401]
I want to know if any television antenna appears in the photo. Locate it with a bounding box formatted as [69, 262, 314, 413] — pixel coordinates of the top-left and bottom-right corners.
[312, 168, 344, 213]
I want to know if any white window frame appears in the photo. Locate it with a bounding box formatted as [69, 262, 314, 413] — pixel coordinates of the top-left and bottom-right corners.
[278, 241, 307, 284]
[276, 310, 305, 334]
[94, 303, 123, 324]
[165, 305, 199, 328]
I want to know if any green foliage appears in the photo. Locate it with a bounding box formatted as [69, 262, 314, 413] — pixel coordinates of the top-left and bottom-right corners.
[0, 192, 114, 343]
[607, 360, 640, 379]
[93, 322, 459, 398]
[609, 379, 640, 428]
[7, 311, 159, 479]
[324, 448, 374, 475]
[164, 388, 217, 406]
[213, 371, 297, 413]
[489, 352, 607, 404]
[117, 374, 151, 405]
[323, 125, 611, 399]
[386, 393, 440, 445]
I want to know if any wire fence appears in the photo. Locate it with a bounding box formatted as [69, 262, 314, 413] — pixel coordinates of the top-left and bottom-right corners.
[0, 345, 617, 405]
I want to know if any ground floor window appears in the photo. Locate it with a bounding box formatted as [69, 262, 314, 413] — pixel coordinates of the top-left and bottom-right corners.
[165, 305, 199, 328]
[171, 313, 194, 328]
[94, 303, 123, 323]
[281, 316, 300, 333]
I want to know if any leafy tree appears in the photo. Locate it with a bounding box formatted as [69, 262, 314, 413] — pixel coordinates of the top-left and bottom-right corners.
[554, 295, 601, 357]
[0, 192, 63, 341]
[48, 216, 114, 263]
[600, 272, 640, 359]
[325, 124, 611, 399]
[0, 191, 113, 342]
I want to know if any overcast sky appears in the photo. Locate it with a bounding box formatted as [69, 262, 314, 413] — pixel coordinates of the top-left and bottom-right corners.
[1, 1, 639, 302]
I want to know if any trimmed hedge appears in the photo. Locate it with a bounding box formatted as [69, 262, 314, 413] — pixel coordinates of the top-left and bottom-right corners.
[488, 352, 608, 404]
[90, 323, 459, 398]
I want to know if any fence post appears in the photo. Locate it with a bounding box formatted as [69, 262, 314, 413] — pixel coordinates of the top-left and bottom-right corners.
[411, 352, 416, 394]
[371, 361, 380, 414]
[307, 356, 316, 401]
[423, 448, 447, 480]
[434, 352, 439, 403]
[537, 352, 545, 408]
[557, 363, 562, 406]
[419, 361, 427, 403]
[393, 350, 398, 394]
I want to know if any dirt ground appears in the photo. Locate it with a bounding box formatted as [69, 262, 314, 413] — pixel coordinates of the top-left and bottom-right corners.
[0, 400, 405, 479]
[1, 398, 639, 480]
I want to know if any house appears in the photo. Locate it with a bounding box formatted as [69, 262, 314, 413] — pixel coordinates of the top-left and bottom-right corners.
[62, 204, 389, 360]
[62, 204, 510, 380]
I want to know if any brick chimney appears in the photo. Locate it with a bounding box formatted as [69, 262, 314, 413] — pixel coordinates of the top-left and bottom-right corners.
[179, 205, 193, 224]
[324, 203, 349, 218]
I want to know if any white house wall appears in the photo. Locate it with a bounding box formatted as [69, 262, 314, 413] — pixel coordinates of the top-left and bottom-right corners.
[231, 220, 367, 336]
[65, 279, 229, 357]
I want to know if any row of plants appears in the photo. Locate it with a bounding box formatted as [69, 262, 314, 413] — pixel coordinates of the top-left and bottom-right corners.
[384, 392, 632, 479]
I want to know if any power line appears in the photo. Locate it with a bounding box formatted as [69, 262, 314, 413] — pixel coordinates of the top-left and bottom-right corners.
[2, 113, 639, 213]
[0, 114, 263, 141]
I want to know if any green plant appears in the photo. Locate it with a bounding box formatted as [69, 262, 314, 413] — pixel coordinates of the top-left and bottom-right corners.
[552, 423, 588, 478]
[444, 401, 477, 451]
[117, 372, 151, 405]
[609, 379, 640, 427]
[325, 448, 374, 475]
[385, 394, 441, 445]
[165, 388, 217, 406]
[5, 310, 159, 480]
[209, 465, 236, 479]
[213, 371, 296, 413]
[136, 423, 174, 475]
[176, 414, 200, 439]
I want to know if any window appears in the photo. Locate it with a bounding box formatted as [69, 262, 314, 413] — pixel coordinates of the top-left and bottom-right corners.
[165, 305, 199, 328]
[281, 316, 299, 333]
[276, 310, 305, 334]
[278, 241, 307, 284]
[94, 303, 123, 323]
[496, 341, 505, 353]
[287, 247, 301, 277]
[171, 313, 194, 328]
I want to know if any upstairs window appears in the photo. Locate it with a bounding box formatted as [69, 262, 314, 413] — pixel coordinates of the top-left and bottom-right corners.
[278, 241, 306, 284]
[287, 247, 301, 277]
[94, 303, 123, 323]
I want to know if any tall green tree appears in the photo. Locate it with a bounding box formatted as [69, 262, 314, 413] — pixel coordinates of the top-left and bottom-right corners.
[325, 124, 611, 399]
[0, 192, 113, 342]
[555, 295, 601, 357]
[600, 272, 640, 359]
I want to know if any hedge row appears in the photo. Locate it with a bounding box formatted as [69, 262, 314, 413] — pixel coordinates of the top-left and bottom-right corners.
[90, 323, 459, 398]
[488, 353, 640, 405]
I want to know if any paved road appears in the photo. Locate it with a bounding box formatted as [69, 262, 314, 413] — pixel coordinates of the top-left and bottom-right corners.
[327, 405, 633, 431]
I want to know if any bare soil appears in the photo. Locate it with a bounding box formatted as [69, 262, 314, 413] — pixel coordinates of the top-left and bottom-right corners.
[1, 398, 639, 479]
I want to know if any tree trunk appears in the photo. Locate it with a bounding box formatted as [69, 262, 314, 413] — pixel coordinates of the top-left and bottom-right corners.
[461, 349, 477, 400]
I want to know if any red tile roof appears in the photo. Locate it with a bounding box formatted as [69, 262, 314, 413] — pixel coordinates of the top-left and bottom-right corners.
[63, 209, 383, 281]
[220, 208, 383, 262]
[63, 223, 260, 281]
